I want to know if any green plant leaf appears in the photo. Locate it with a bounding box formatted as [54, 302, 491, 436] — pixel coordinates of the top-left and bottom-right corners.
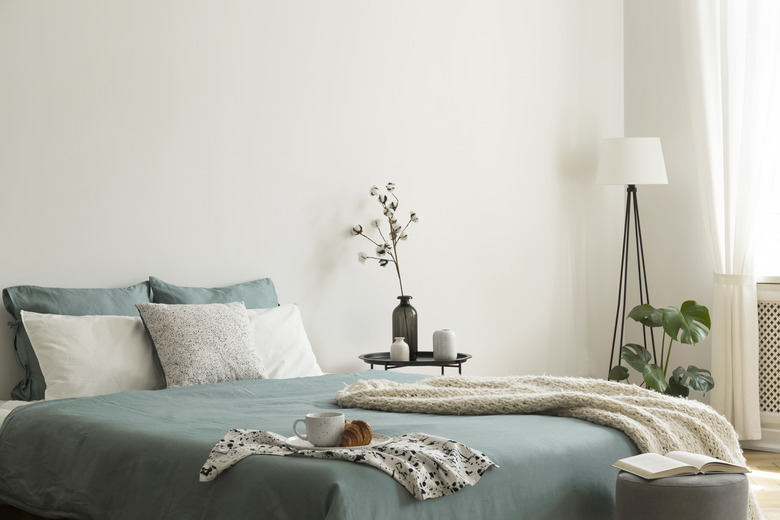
[627, 304, 663, 328]
[665, 375, 690, 398]
[642, 364, 667, 393]
[661, 301, 711, 345]
[672, 365, 715, 395]
[621, 343, 652, 372]
[609, 365, 630, 382]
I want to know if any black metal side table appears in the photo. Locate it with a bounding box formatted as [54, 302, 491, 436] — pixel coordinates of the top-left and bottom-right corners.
[359, 351, 472, 375]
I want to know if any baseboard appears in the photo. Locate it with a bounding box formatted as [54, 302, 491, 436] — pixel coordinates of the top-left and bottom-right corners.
[740, 428, 780, 453]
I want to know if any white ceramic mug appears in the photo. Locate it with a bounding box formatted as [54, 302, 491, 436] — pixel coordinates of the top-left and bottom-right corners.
[292, 412, 345, 447]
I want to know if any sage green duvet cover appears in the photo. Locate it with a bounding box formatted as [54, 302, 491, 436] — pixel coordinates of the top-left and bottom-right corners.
[0, 371, 637, 520]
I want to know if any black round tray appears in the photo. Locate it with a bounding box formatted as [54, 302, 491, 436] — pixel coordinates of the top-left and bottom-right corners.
[359, 351, 471, 367]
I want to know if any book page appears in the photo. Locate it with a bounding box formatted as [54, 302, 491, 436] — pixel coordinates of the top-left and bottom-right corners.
[665, 451, 721, 470]
[614, 453, 695, 478]
[665, 451, 748, 473]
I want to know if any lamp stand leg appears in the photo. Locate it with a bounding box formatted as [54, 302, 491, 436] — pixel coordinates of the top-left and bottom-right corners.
[632, 188, 657, 363]
[608, 185, 657, 378]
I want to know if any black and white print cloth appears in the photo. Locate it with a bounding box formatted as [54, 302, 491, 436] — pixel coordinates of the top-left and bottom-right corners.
[200, 429, 497, 500]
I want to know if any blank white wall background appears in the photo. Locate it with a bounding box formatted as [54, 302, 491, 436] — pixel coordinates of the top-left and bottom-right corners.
[623, 0, 714, 399]
[0, 0, 623, 399]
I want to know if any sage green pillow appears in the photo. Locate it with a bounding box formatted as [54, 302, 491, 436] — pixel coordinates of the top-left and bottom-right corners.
[2, 282, 152, 401]
[149, 277, 278, 309]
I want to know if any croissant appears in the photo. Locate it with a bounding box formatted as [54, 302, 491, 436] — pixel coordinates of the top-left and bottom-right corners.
[340, 419, 373, 447]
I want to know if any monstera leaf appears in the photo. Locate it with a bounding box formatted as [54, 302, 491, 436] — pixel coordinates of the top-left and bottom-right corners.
[627, 304, 664, 328]
[665, 375, 690, 398]
[642, 364, 667, 393]
[608, 365, 630, 382]
[672, 365, 715, 395]
[661, 301, 711, 345]
[621, 343, 652, 372]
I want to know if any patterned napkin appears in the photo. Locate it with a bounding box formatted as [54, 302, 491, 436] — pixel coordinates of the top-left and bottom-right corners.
[200, 430, 497, 500]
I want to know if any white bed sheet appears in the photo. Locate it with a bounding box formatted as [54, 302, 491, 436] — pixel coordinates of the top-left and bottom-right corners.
[0, 400, 31, 425]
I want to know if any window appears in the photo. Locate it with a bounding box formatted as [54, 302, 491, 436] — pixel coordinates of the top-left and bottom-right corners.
[757, 184, 780, 278]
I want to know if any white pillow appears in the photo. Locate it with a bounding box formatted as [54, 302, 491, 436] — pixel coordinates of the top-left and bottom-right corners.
[136, 301, 267, 387]
[20, 311, 165, 400]
[247, 304, 323, 378]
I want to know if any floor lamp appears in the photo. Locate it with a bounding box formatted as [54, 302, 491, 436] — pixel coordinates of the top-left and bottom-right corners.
[596, 138, 668, 378]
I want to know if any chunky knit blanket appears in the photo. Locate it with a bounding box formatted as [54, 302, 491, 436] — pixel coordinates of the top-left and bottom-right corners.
[335, 375, 763, 520]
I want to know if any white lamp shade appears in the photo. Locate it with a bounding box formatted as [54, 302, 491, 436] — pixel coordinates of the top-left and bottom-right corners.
[596, 137, 668, 185]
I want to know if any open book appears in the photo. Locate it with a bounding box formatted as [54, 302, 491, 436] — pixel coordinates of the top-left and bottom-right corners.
[614, 451, 749, 480]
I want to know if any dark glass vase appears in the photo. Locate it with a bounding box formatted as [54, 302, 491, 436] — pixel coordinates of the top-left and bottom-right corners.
[392, 295, 418, 360]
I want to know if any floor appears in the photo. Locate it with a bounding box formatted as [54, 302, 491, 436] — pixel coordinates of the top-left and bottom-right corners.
[745, 450, 780, 520]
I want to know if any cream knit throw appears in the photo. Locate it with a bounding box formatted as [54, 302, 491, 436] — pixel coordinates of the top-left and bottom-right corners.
[335, 375, 763, 520]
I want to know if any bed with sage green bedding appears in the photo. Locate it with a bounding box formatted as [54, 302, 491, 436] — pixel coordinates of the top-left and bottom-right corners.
[0, 371, 638, 520]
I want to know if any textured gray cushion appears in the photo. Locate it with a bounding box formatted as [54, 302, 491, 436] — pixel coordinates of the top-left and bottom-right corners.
[616, 471, 749, 520]
[136, 302, 267, 388]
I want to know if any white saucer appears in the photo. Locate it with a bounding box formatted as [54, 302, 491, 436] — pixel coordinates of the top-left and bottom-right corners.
[284, 433, 391, 451]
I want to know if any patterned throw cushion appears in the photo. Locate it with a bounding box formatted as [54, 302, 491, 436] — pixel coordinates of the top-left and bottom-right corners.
[136, 302, 267, 388]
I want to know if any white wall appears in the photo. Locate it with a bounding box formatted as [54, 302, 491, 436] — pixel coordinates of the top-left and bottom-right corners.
[0, 0, 624, 399]
[622, 0, 714, 395]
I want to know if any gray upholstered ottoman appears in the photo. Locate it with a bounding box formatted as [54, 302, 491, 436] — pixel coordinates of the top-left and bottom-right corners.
[616, 471, 749, 520]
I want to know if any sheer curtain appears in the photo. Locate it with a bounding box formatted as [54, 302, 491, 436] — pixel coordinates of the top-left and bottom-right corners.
[679, 0, 780, 439]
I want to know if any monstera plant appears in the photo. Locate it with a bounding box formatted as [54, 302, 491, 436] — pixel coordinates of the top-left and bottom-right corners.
[608, 301, 715, 397]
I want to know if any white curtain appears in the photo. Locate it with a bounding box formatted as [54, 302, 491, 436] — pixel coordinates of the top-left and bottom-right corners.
[679, 0, 780, 440]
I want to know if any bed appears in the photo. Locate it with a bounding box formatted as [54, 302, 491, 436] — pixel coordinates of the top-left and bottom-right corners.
[0, 371, 638, 520]
[0, 277, 751, 519]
